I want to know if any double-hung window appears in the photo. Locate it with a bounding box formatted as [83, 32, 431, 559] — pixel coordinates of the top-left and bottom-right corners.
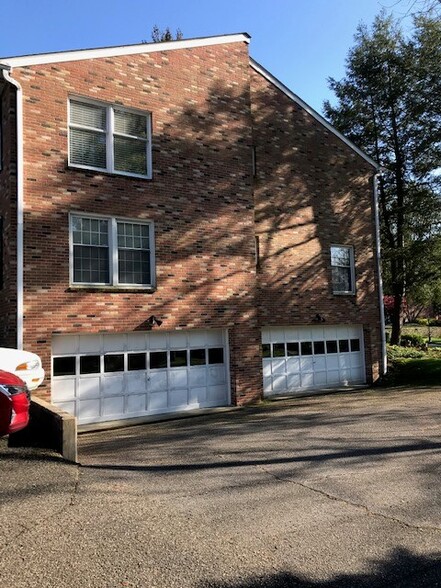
[69, 99, 152, 178]
[330, 245, 355, 294]
[70, 214, 154, 287]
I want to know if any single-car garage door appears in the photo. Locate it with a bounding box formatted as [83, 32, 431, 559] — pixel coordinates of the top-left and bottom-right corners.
[52, 330, 230, 424]
[262, 325, 365, 397]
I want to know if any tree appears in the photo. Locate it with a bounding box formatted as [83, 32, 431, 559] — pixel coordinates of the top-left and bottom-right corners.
[151, 25, 183, 43]
[324, 13, 441, 344]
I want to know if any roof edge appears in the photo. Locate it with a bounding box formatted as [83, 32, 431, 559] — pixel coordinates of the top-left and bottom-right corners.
[0, 33, 251, 68]
[250, 58, 379, 170]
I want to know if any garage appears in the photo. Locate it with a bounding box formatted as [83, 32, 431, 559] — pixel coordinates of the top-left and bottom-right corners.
[51, 330, 230, 424]
[262, 325, 365, 397]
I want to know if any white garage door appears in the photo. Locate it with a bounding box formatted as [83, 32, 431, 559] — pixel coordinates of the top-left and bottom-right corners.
[262, 325, 365, 397]
[52, 330, 230, 424]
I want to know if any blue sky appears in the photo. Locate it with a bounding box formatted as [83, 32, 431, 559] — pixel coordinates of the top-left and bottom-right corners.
[0, 0, 413, 112]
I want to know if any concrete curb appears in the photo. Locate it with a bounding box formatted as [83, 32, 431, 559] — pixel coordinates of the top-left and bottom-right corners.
[8, 396, 77, 463]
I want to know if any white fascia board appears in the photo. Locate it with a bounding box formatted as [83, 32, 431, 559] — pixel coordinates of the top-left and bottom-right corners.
[0, 33, 250, 68]
[250, 58, 379, 170]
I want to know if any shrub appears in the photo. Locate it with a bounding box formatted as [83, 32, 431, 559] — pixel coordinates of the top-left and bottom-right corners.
[400, 333, 425, 347]
[387, 345, 425, 360]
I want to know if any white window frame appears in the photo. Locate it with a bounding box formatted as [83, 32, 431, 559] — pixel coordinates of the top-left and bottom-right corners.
[68, 97, 152, 179]
[69, 212, 156, 288]
[330, 245, 356, 295]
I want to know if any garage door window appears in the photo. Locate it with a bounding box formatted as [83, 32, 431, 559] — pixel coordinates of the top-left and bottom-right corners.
[104, 354, 124, 372]
[80, 356, 100, 374]
[128, 353, 146, 371]
[53, 356, 76, 376]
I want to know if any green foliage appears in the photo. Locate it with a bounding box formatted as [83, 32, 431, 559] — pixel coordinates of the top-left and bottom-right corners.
[387, 344, 425, 359]
[400, 333, 425, 347]
[324, 13, 441, 344]
[151, 25, 183, 43]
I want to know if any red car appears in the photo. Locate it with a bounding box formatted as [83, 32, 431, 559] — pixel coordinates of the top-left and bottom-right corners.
[0, 370, 31, 436]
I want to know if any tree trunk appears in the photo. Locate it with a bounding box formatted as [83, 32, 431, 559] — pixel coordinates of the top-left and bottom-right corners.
[390, 292, 403, 345]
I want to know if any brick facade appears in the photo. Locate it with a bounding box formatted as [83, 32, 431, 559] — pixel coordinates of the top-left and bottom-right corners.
[0, 36, 382, 409]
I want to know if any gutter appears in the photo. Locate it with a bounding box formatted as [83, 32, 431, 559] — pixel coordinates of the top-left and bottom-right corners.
[373, 173, 387, 376]
[0, 65, 23, 350]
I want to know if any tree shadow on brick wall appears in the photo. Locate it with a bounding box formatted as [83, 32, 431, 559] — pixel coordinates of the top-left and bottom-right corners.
[21, 67, 381, 392]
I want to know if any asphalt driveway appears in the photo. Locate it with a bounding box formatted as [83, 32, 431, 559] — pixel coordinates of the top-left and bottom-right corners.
[2, 387, 441, 587]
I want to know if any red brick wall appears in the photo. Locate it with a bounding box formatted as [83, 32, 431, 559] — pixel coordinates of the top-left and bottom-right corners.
[0, 82, 18, 348]
[12, 41, 263, 403]
[250, 68, 382, 382]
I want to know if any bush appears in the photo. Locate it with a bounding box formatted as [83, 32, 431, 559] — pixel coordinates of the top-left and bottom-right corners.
[387, 345, 425, 360]
[400, 333, 425, 347]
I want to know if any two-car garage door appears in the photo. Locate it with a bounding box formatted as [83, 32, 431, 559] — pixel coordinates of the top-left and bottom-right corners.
[52, 330, 229, 425]
[262, 325, 365, 397]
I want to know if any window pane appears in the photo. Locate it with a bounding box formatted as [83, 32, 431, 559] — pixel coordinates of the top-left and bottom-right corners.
[53, 356, 76, 377]
[326, 340, 338, 354]
[350, 338, 361, 352]
[273, 343, 285, 357]
[314, 341, 325, 355]
[170, 350, 187, 368]
[114, 136, 147, 175]
[70, 101, 106, 130]
[114, 109, 147, 138]
[117, 222, 149, 249]
[128, 353, 146, 371]
[190, 349, 206, 366]
[70, 128, 106, 169]
[301, 342, 313, 355]
[150, 351, 167, 369]
[73, 245, 109, 284]
[72, 217, 108, 246]
[262, 344, 271, 358]
[208, 348, 224, 364]
[104, 354, 124, 372]
[339, 340, 350, 353]
[80, 355, 100, 374]
[287, 342, 299, 356]
[331, 246, 351, 267]
[332, 266, 351, 293]
[118, 249, 151, 285]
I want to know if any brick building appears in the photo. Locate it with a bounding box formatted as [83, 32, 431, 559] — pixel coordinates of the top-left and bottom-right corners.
[0, 33, 385, 426]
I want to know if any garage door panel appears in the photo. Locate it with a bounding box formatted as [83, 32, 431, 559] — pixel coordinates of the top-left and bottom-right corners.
[189, 368, 207, 387]
[286, 357, 300, 371]
[314, 357, 326, 371]
[301, 373, 314, 387]
[272, 359, 285, 375]
[208, 385, 228, 402]
[169, 369, 188, 389]
[314, 371, 327, 386]
[53, 329, 229, 424]
[339, 355, 351, 369]
[287, 373, 300, 389]
[127, 333, 147, 350]
[169, 388, 188, 408]
[207, 366, 226, 384]
[102, 396, 124, 417]
[149, 391, 168, 411]
[78, 399, 100, 421]
[126, 372, 147, 393]
[78, 377, 100, 399]
[52, 378, 76, 402]
[102, 375, 124, 396]
[149, 371, 168, 392]
[300, 357, 313, 371]
[272, 375, 287, 392]
[127, 394, 147, 414]
[57, 401, 76, 415]
[79, 335, 101, 353]
[189, 386, 207, 404]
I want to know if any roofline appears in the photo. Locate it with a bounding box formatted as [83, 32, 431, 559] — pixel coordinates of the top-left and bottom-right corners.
[0, 33, 251, 68]
[250, 58, 379, 170]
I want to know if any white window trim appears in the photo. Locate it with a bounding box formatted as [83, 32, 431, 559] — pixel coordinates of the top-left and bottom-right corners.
[69, 212, 156, 288]
[68, 96, 153, 180]
[330, 244, 356, 295]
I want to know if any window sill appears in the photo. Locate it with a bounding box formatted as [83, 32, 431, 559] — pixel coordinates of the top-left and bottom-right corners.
[67, 285, 156, 294]
[332, 291, 356, 296]
[67, 164, 152, 181]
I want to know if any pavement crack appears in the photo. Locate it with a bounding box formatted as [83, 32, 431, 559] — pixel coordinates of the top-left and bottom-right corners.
[258, 465, 441, 534]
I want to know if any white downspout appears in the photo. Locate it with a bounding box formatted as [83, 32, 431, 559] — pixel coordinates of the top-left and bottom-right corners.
[1, 66, 24, 350]
[373, 172, 387, 375]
